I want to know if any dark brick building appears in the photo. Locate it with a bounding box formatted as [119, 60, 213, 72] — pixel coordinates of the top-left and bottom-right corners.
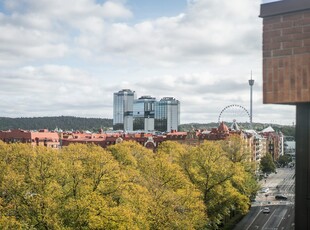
[260, 0, 310, 228]
[261, 0, 310, 104]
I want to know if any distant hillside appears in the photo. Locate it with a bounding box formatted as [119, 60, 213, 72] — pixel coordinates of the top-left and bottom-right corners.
[179, 122, 295, 137]
[0, 116, 113, 131]
[0, 117, 295, 137]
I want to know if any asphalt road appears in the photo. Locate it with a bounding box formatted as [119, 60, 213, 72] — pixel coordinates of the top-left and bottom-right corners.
[234, 167, 295, 230]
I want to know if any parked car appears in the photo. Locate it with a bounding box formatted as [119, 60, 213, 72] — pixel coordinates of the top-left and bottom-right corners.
[261, 187, 269, 193]
[262, 207, 270, 214]
[275, 195, 288, 200]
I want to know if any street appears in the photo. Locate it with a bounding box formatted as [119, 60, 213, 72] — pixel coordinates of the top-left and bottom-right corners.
[234, 167, 295, 230]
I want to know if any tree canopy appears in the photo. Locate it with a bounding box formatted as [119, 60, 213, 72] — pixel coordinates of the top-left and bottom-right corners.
[0, 137, 258, 229]
[277, 154, 293, 167]
[260, 154, 276, 174]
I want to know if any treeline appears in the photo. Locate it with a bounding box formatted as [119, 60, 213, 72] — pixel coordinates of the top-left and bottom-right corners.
[0, 136, 259, 229]
[0, 116, 295, 137]
[0, 116, 113, 131]
[179, 122, 295, 137]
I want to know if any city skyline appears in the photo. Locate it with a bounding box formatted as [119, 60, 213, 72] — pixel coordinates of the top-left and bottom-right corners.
[0, 0, 295, 125]
[113, 89, 180, 132]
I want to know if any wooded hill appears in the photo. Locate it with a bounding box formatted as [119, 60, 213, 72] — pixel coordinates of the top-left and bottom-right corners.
[179, 122, 295, 137]
[0, 116, 295, 137]
[0, 116, 113, 131]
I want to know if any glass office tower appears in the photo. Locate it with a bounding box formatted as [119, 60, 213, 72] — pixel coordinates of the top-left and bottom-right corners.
[155, 97, 180, 132]
[133, 96, 156, 131]
[113, 89, 136, 131]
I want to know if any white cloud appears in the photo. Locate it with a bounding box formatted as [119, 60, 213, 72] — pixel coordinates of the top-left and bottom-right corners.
[0, 0, 261, 66]
[0, 65, 114, 117]
[0, 0, 296, 125]
[101, 1, 132, 19]
[0, 24, 68, 62]
[69, 0, 261, 67]
[0, 0, 133, 65]
[4, 0, 132, 19]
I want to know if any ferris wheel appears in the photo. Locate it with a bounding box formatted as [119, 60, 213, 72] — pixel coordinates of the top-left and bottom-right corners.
[218, 104, 251, 127]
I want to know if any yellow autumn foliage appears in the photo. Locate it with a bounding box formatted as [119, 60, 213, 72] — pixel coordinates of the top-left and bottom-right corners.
[0, 139, 257, 229]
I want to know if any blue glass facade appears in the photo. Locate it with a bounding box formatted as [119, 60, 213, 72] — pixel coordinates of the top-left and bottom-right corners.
[113, 89, 136, 131]
[155, 97, 180, 132]
[113, 90, 180, 132]
[133, 96, 156, 131]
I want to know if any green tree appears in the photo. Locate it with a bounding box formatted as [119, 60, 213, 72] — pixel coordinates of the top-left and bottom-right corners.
[109, 141, 207, 230]
[176, 141, 252, 229]
[260, 154, 276, 174]
[0, 142, 63, 228]
[59, 144, 138, 229]
[219, 135, 252, 164]
[108, 141, 155, 229]
[219, 136, 259, 202]
[0, 140, 258, 229]
[277, 154, 292, 167]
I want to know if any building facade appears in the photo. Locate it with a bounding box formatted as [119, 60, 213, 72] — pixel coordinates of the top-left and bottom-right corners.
[113, 90, 180, 132]
[260, 1, 310, 225]
[0, 129, 60, 148]
[259, 126, 284, 161]
[133, 96, 156, 131]
[155, 97, 180, 132]
[113, 89, 136, 131]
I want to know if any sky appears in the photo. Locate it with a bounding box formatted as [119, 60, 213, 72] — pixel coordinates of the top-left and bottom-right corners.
[0, 0, 295, 125]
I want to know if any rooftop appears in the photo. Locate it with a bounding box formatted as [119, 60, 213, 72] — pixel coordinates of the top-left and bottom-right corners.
[260, 0, 310, 17]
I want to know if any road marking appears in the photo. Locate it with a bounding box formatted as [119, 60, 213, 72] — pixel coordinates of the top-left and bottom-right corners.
[262, 209, 276, 229]
[276, 208, 288, 228]
[240, 168, 295, 229]
[245, 207, 262, 230]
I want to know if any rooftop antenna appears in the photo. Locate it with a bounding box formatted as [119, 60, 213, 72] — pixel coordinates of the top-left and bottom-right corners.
[248, 71, 255, 128]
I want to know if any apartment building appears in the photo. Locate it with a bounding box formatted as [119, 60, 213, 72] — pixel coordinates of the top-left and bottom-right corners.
[0, 129, 60, 148]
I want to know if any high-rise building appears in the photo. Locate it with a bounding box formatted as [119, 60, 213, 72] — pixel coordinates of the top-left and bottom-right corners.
[113, 89, 136, 131]
[155, 97, 180, 132]
[133, 96, 156, 131]
[113, 90, 180, 132]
